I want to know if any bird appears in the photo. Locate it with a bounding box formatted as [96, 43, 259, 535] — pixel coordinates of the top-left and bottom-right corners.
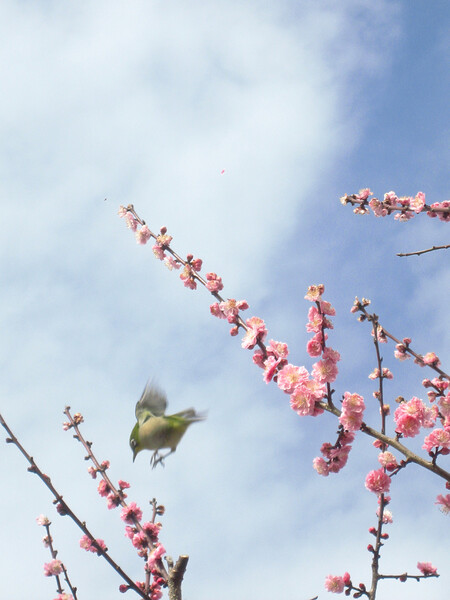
[129, 380, 206, 468]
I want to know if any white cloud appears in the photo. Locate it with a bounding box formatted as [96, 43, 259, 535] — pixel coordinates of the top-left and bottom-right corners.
[0, 1, 447, 599]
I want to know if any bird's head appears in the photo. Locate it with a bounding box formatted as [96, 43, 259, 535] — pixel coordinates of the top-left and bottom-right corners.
[129, 423, 141, 462]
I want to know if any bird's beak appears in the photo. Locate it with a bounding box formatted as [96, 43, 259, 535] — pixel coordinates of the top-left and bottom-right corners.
[132, 449, 137, 463]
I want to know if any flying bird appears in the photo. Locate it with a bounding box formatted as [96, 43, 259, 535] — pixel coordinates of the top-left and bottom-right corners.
[129, 380, 205, 468]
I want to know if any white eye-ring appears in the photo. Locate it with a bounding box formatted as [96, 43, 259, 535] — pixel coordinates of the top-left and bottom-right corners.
[130, 439, 137, 449]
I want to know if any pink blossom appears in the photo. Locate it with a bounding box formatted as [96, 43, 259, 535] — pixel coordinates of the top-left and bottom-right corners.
[438, 394, 450, 418]
[118, 480, 130, 490]
[432, 378, 448, 392]
[319, 347, 339, 367]
[394, 207, 414, 221]
[180, 265, 197, 290]
[423, 428, 450, 452]
[87, 466, 97, 479]
[365, 468, 391, 494]
[107, 492, 121, 509]
[152, 244, 166, 260]
[312, 358, 338, 384]
[164, 256, 180, 270]
[205, 272, 223, 293]
[290, 379, 326, 417]
[36, 514, 50, 526]
[313, 457, 329, 476]
[121, 502, 143, 524]
[320, 300, 336, 316]
[118, 206, 128, 217]
[435, 494, 450, 514]
[340, 431, 356, 446]
[261, 356, 280, 384]
[342, 392, 365, 415]
[395, 413, 422, 437]
[80, 535, 106, 554]
[191, 257, 202, 271]
[306, 333, 323, 357]
[124, 525, 136, 540]
[131, 531, 148, 551]
[210, 302, 225, 319]
[136, 225, 151, 245]
[428, 201, 450, 222]
[80, 534, 93, 551]
[394, 397, 426, 437]
[256, 341, 290, 383]
[327, 445, 351, 473]
[143, 521, 161, 541]
[304, 284, 324, 302]
[290, 386, 316, 417]
[266, 339, 289, 359]
[384, 191, 398, 206]
[422, 352, 441, 368]
[306, 306, 323, 333]
[98, 480, 111, 497]
[241, 317, 267, 349]
[252, 349, 265, 368]
[357, 188, 372, 201]
[125, 213, 138, 231]
[371, 324, 387, 343]
[422, 405, 438, 428]
[378, 451, 397, 470]
[410, 192, 426, 213]
[394, 344, 409, 361]
[54, 595, 74, 600]
[339, 410, 364, 432]
[369, 198, 388, 217]
[324, 574, 345, 593]
[147, 544, 166, 570]
[156, 231, 172, 247]
[417, 562, 437, 576]
[44, 559, 63, 577]
[214, 298, 249, 322]
[377, 508, 393, 524]
[277, 364, 309, 394]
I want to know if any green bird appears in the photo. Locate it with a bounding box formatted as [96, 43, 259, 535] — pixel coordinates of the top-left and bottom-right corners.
[129, 380, 206, 468]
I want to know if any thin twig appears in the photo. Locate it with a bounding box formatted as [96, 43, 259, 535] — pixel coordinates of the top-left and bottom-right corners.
[397, 244, 450, 257]
[0, 413, 152, 600]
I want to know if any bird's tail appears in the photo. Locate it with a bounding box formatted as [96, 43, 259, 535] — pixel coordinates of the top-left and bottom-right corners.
[173, 408, 207, 422]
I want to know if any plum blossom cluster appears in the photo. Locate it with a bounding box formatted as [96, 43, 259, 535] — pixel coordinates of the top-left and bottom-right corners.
[394, 397, 438, 439]
[119, 503, 166, 600]
[340, 189, 450, 222]
[37, 515, 76, 600]
[313, 430, 355, 477]
[119, 205, 212, 292]
[250, 285, 339, 422]
[79, 534, 107, 555]
[63, 409, 168, 599]
[210, 298, 249, 336]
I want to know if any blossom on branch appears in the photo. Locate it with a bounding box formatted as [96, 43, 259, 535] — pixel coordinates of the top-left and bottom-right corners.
[365, 468, 391, 495]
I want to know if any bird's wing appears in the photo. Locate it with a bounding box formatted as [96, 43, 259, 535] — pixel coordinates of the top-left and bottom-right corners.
[135, 380, 168, 423]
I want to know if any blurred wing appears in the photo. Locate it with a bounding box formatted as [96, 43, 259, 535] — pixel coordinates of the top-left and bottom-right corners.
[135, 380, 168, 423]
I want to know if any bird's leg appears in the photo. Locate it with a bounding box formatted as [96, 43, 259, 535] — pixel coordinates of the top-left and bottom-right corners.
[150, 449, 175, 469]
[150, 450, 164, 469]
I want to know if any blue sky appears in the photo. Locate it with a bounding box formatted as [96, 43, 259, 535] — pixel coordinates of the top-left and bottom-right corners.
[0, 1, 448, 599]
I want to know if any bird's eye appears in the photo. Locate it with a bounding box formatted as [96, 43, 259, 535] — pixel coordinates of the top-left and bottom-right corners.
[130, 439, 137, 449]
